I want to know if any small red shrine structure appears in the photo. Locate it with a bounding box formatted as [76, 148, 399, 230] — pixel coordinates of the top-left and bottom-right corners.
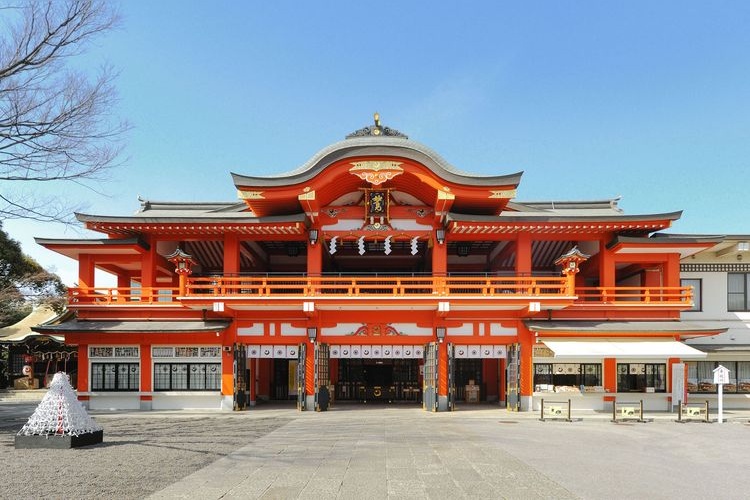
[34, 116, 724, 412]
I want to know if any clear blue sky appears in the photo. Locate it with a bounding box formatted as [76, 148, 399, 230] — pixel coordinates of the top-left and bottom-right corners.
[6, 1, 750, 286]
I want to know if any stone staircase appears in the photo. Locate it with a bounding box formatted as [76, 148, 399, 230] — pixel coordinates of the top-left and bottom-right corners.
[0, 389, 48, 403]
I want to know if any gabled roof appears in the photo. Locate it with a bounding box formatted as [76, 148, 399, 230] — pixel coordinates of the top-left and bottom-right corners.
[232, 136, 523, 189]
[0, 307, 71, 343]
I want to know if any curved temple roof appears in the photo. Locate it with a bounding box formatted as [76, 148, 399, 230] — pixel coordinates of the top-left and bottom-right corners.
[232, 133, 523, 189]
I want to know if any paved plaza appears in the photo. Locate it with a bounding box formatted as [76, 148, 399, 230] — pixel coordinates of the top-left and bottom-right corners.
[2, 402, 750, 499]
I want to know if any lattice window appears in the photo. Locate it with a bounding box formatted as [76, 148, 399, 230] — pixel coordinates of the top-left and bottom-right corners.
[200, 347, 221, 358]
[114, 347, 139, 358]
[89, 347, 114, 358]
[153, 363, 220, 391]
[91, 362, 139, 391]
[152, 347, 175, 358]
[175, 347, 200, 358]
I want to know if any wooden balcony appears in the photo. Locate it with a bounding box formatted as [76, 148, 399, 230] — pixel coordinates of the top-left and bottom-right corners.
[185, 275, 568, 298]
[65, 276, 694, 310]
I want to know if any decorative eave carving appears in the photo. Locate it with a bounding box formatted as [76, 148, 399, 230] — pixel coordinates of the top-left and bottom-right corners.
[349, 161, 404, 186]
[346, 112, 408, 139]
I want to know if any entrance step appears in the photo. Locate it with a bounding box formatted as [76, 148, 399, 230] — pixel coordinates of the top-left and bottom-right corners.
[0, 389, 48, 403]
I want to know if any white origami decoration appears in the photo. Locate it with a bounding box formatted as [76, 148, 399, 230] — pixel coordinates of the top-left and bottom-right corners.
[329, 236, 338, 255]
[358, 236, 366, 255]
[410, 236, 419, 255]
[16, 372, 103, 448]
[384, 235, 392, 255]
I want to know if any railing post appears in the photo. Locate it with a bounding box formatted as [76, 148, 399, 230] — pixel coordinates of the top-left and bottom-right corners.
[644, 288, 650, 303]
[178, 274, 187, 297]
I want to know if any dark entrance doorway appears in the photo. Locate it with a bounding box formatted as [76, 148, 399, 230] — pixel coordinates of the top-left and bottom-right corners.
[335, 359, 421, 403]
[454, 359, 483, 402]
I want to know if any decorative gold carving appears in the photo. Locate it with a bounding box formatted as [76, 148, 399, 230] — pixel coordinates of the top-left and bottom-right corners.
[349, 161, 404, 186]
[346, 323, 404, 336]
[237, 190, 264, 200]
[489, 189, 517, 199]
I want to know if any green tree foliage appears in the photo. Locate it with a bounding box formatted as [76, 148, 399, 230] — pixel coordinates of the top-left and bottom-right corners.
[0, 221, 66, 327]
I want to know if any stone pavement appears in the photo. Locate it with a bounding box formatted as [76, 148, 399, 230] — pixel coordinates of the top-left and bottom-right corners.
[148, 405, 750, 500]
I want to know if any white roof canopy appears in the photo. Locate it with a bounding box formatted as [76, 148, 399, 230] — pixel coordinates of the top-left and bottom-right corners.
[541, 339, 707, 360]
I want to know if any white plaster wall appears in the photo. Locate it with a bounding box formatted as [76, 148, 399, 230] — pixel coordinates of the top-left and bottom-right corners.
[238, 324, 264, 336]
[152, 393, 222, 410]
[280, 323, 305, 337]
[88, 394, 141, 411]
[531, 392, 672, 412]
[681, 271, 730, 319]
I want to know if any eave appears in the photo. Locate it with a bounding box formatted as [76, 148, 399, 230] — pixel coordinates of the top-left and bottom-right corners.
[75, 212, 309, 237]
[34, 237, 150, 259]
[446, 212, 682, 236]
[607, 235, 722, 259]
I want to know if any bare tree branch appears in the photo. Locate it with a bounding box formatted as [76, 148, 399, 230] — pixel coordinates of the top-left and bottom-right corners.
[0, 0, 129, 223]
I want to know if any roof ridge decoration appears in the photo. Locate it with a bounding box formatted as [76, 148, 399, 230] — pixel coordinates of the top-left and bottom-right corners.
[346, 113, 408, 139]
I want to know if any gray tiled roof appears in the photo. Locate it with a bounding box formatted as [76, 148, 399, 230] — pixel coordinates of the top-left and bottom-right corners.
[526, 320, 726, 334]
[231, 136, 523, 188]
[34, 319, 231, 333]
[447, 210, 682, 223]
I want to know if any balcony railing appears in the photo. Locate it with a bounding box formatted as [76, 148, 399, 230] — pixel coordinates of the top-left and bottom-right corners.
[185, 275, 569, 297]
[68, 287, 179, 305]
[574, 286, 692, 305]
[65, 276, 693, 308]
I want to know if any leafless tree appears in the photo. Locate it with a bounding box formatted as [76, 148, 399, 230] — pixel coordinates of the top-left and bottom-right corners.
[0, 0, 128, 223]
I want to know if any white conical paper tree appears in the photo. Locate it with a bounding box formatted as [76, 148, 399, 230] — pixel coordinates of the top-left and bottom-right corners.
[17, 372, 102, 437]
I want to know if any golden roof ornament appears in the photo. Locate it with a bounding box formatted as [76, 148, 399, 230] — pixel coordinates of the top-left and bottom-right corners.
[346, 113, 408, 139]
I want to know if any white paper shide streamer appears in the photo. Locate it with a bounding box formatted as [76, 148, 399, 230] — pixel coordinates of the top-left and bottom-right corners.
[17, 372, 102, 438]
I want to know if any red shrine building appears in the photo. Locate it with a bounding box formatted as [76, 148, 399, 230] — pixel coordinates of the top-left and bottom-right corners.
[34, 116, 724, 412]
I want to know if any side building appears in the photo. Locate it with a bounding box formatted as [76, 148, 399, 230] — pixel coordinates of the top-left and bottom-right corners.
[677, 235, 750, 408]
[33, 118, 724, 412]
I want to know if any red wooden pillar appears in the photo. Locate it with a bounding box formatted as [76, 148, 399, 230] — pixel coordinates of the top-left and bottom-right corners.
[437, 341, 448, 400]
[519, 326, 534, 410]
[664, 254, 680, 289]
[516, 233, 532, 275]
[600, 239, 615, 288]
[224, 233, 240, 275]
[305, 341, 316, 408]
[141, 236, 157, 302]
[603, 358, 617, 393]
[221, 347, 233, 398]
[307, 238, 322, 277]
[77, 344, 89, 403]
[117, 274, 130, 290]
[140, 344, 152, 409]
[78, 254, 95, 290]
[432, 235, 447, 276]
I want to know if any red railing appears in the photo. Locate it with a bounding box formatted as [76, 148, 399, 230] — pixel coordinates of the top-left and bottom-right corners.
[574, 286, 692, 305]
[185, 275, 569, 297]
[66, 277, 693, 308]
[68, 287, 179, 305]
